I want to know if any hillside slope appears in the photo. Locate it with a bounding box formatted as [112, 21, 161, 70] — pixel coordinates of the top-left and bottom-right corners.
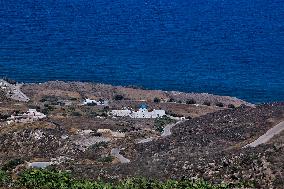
[72, 103, 284, 188]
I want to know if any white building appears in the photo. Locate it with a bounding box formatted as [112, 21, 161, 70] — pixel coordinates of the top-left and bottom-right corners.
[83, 98, 108, 106]
[8, 109, 46, 124]
[111, 105, 166, 119]
[23, 109, 47, 119]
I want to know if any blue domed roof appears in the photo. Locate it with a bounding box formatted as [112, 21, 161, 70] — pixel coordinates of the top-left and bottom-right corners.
[140, 104, 148, 109]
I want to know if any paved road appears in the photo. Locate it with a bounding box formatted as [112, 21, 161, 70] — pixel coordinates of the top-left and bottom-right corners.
[136, 120, 185, 144]
[245, 121, 284, 148]
[111, 148, 130, 163]
[11, 84, 30, 102]
[161, 121, 184, 137]
[136, 137, 154, 144]
[28, 162, 53, 168]
[1, 80, 30, 102]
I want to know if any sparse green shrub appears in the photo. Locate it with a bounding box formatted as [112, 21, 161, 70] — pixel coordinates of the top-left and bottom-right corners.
[228, 104, 236, 109]
[154, 116, 174, 132]
[18, 169, 72, 189]
[42, 104, 55, 115]
[127, 85, 146, 90]
[0, 170, 11, 187]
[100, 112, 108, 117]
[114, 94, 124, 101]
[87, 102, 97, 106]
[89, 111, 98, 117]
[153, 97, 161, 103]
[3, 77, 16, 85]
[168, 112, 183, 118]
[71, 111, 82, 116]
[168, 98, 175, 102]
[215, 102, 224, 107]
[203, 100, 211, 106]
[2, 158, 24, 171]
[103, 106, 110, 110]
[186, 99, 196, 104]
[186, 116, 192, 119]
[40, 96, 59, 105]
[98, 156, 114, 163]
[90, 141, 108, 149]
[28, 105, 41, 111]
[0, 114, 10, 120]
[11, 168, 255, 189]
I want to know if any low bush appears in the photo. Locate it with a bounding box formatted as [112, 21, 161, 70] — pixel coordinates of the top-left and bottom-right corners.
[203, 100, 211, 106]
[3, 77, 16, 85]
[168, 98, 175, 102]
[228, 104, 236, 109]
[0, 113, 10, 120]
[0, 170, 10, 187]
[127, 85, 146, 90]
[90, 141, 108, 149]
[153, 97, 161, 103]
[0, 168, 255, 189]
[186, 99, 196, 104]
[98, 156, 114, 163]
[2, 158, 24, 171]
[186, 116, 192, 119]
[215, 102, 224, 107]
[154, 116, 174, 132]
[71, 111, 82, 117]
[113, 95, 124, 101]
[87, 102, 97, 106]
[18, 169, 72, 189]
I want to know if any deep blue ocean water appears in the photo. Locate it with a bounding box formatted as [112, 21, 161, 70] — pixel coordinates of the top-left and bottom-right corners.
[1, 0, 283, 103]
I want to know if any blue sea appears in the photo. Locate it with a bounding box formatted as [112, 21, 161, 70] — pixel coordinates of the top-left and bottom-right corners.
[1, 0, 283, 103]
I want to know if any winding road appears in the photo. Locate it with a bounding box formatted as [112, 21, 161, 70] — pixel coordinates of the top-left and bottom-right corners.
[161, 121, 184, 137]
[136, 120, 185, 144]
[245, 121, 284, 148]
[110, 148, 131, 163]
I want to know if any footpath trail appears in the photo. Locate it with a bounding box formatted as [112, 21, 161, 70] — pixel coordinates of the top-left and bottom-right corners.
[136, 120, 185, 144]
[161, 121, 183, 137]
[245, 121, 284, 148]
[110, 148, 131, 164]
[116, 120, 186, 163]
[11, 84, 30, 102]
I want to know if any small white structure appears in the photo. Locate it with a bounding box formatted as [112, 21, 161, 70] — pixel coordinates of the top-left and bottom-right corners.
[8, 109, 46, 124]
[97, 129, 125, 138]
[111, 104, 166, 119]
[83, 98, 108, 106]
[111, 109, 132, 117]
[24, 109, 47, 119]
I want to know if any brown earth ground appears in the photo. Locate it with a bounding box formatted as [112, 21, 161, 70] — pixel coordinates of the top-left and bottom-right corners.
[1, 81, 283, 188]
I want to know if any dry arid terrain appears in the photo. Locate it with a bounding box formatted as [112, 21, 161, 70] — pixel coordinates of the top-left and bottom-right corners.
[0, 80, 283, 188]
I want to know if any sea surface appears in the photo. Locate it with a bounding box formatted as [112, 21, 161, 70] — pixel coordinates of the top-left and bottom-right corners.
[1, 0, 283, 103]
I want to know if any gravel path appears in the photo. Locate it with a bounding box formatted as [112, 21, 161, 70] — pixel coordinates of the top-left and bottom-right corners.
[136, 121, 185, 144]
[11, 84, 30, 102]
[136, 137, 154, 144]
[74, 136, 111, 147]
[161, 121, 184, 137]
[245, 121, 284, 147]
[0, 80, 30, 102]
[28, 162, 53, 168]
[111, 148, 130, 163]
